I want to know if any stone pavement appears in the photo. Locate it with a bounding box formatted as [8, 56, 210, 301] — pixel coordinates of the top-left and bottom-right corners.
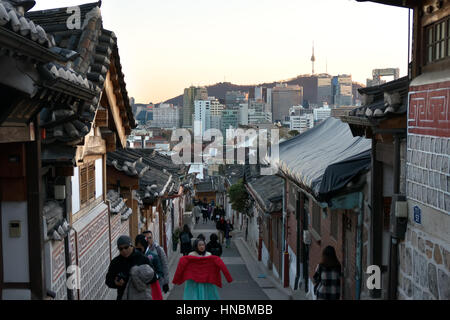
[166, 218, 305, 300]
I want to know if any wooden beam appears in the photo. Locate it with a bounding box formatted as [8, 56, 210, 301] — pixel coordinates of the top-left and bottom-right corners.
[104, 71, 127, 148]
[0, 126, 34, 143]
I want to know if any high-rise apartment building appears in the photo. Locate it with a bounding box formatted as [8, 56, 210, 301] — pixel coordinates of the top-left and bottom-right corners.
[271, 84, 303, 122]
[183, 86, 208, 128]
[194, 100, 211, 136]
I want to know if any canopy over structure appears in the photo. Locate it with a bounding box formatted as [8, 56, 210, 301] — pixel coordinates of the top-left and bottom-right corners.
[274, 117, 371, 201]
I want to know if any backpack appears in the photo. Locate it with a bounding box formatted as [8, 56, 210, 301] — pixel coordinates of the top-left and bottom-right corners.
[210, 246, 221, 257]
[180, 232, 190, 244]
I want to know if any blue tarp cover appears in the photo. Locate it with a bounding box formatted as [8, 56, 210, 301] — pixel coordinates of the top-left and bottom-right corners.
[275, 117, 371, 199]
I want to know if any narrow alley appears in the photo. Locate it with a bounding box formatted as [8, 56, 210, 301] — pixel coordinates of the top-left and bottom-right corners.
[167, 219, 293, 300]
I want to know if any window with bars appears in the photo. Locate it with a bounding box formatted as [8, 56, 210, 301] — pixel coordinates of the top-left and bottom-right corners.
[79, 162, 96, 207]
[426, 17, 450, 64]
[312, 202, 321, 236]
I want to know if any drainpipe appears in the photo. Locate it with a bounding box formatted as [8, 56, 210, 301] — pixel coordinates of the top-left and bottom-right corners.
[356, 192, 364, 300]
[388, 133, 402, 300]
[282, 180, 289, 288]
[294, 192, 302, 290]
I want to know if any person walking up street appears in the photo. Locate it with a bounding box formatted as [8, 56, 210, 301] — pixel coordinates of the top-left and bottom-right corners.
[172, 239, 233, 300]
[206, 233, 223, 257]
[207, 204, 213, 221]
[105, 235, 157, 300]
[193, 203, 202, 225]
[201, 203, 209, 224]
[313, 245, 342, 300]
[224, 219, 234, 248]
[142, 230, 170, 295]
[135, 234, 163, 300]
[179, 224, 193, 256]
[216, 216, 226, 245]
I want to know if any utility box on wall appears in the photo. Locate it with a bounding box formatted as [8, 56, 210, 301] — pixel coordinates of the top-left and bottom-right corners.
[0, 143, 27, 201]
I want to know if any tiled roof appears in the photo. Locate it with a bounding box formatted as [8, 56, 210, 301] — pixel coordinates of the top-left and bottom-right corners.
[107, 148, 181, 205]
[0, 0, 55, 49]
[25, 1, 135, 146]
[347, 76, 409, 119]
[247, 175, 284, 213]
[107, 190, 132, 221]
[0, 1, 97, 127]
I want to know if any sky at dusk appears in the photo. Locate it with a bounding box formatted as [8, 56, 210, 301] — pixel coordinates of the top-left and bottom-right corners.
[31, 0, 411, 104]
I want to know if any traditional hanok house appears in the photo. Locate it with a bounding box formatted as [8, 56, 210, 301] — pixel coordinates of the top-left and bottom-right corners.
[340, 76, 409, 300]
[357, 0, 450, 300]
[107, 148, 186, 256]
[22, 1, 135, 300]
[0, 0, 96, 300]
[273, 117, 371, 299]
[106, 149, 149, 258]
[245, 171, 284, 280]
[194, 176, 227, 207]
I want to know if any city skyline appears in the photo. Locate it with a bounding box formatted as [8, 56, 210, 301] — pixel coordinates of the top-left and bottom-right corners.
[32, 0, 411, 104]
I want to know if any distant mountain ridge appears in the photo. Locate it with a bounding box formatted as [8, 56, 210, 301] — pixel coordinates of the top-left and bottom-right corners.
[161, 75, 364, 106]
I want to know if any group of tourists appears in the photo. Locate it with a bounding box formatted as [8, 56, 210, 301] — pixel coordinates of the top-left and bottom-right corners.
[193, 200, 226, 225]
[105, 230, 169, 300]
[106, 223, 234, 301]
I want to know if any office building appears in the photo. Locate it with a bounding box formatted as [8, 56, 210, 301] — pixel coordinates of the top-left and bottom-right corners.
[317, 74, 333, 106]
[333, 74, 353, 107]
[183, 86, 208, 128]
[271, 83, 303, 123]
[149, 104, 182, 129]
[290, 113, 314, 133]
[313, 105, 332, 122]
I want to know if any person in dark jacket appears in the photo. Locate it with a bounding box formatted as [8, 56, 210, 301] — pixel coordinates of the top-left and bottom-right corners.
[206, 233, 223, 257]
[179, 224, 193, 256]
[216, 217, 226, 244]
[313, 246, 342, 300]
[105, 235, 157, 300]
[224, 219, 234, 248]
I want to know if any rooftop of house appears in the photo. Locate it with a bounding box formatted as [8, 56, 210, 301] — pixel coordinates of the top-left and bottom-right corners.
[24, 1, 135, 148]
[247, 174, 284, 213]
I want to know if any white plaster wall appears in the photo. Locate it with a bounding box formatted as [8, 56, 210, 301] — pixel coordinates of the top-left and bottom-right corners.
[1, 202, 29, 283]
[273, 264, 280, 280]
[288, 245, 298, 290]
[95, 158, 103, 199]
[72, 167, 80, 214]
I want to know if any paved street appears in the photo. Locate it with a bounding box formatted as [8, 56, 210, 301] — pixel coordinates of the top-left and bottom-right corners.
[167, 219, 278, 300]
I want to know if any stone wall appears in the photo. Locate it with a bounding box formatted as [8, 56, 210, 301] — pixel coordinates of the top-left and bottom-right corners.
[406, 134, 449, 212]
[398, 223, 450, 300]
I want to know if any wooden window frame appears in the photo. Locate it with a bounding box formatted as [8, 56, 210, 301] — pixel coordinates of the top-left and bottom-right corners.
[425, 17, 450, 66]
[72, 158, 102, 224]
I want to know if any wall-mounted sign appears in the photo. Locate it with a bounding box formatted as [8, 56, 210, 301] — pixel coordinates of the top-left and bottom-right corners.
[413, 206, 421, 224]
